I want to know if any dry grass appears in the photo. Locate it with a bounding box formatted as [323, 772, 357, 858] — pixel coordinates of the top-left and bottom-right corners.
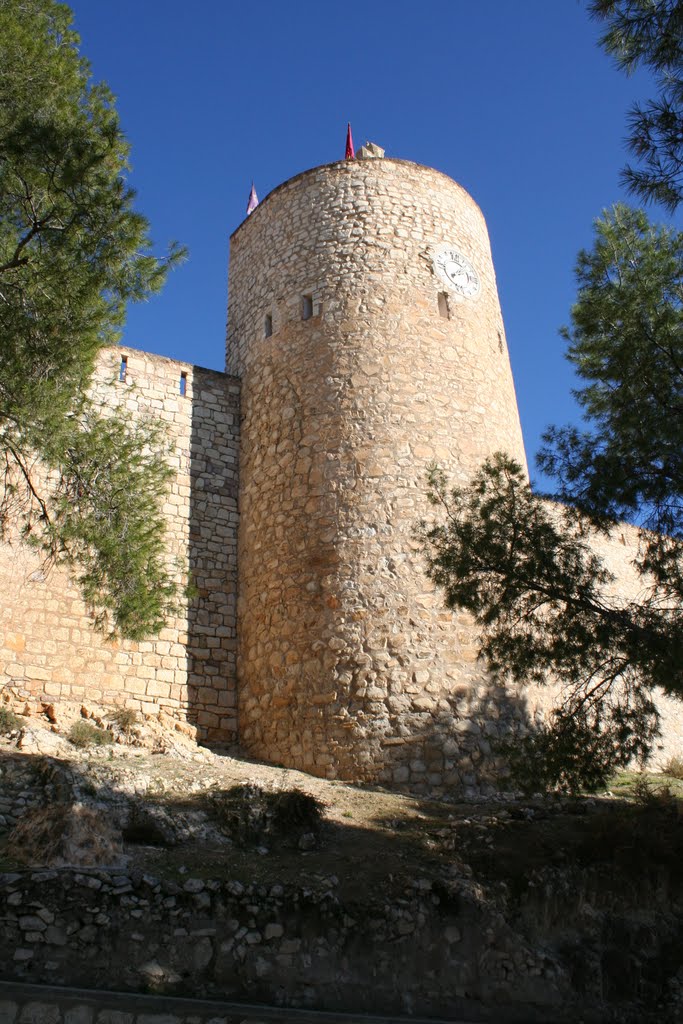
[0, 706, 21, 735]
[7, 804, 124, 867]
[108, 707, 139, 735]
[661, 755, 683, 781]
[68, 720, 113, 748]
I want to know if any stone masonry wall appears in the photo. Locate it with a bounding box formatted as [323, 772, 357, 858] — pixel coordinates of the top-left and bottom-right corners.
[227, 157, 529, 791]
[0, 348, 240, 743]
[0, 866, 639, 1021]
[2, 154, 681, 793]
[227, 156, 683, 793]
[2, 854, 682, 1022]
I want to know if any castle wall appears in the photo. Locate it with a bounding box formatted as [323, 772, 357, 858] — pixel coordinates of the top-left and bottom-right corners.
[0, 348, 240, 743]
[227, 156, 683, 793]
[227, 157, 530, 791]
[2, 155, 680, 792]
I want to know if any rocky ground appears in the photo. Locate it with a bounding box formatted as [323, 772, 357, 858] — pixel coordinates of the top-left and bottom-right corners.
[2, 693, 683, 1022]
[1, 691, 681, 892]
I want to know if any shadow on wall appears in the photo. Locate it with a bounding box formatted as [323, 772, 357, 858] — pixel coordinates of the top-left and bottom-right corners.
[185, 366, 240, 746]
[374, 674, 538, 799]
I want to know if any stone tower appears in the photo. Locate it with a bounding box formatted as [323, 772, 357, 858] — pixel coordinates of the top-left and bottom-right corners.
[226, 153, 527, 792]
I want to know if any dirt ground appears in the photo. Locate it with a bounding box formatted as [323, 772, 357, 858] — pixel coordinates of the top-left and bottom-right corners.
[2, 698, 683, 904]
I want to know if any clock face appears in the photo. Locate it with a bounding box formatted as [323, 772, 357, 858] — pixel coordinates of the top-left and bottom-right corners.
[433, 245, 480, 298]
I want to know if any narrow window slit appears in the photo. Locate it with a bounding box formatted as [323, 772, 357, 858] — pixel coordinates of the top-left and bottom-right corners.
[264, 314, 273, 338]
[119, 355, 127, 382]
[438, 292, 450, 319]
[302, 294, 313, 321]
[179, 371, 187, 396]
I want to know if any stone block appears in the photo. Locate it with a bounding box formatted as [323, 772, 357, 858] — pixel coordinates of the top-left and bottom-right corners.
[0, 1002, 18, 1024]
[18, 1005, 59, 1024]
[65, 1008, 94, 1024]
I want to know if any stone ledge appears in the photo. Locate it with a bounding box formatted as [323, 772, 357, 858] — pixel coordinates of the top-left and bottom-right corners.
[0, 982, 480, 1024]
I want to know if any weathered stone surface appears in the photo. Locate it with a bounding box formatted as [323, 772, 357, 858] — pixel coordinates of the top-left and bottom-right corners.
[0, 352, 239, 746]
[137, 1016, 179, 1024]
[193, 937, 214, 971]
[18, 1004, 59, 1024]
[64, 1008, 94, 1024]
[356, 141, 385, 159]
[227, 157, 525, 790]
[183, 878, 205, 893]
[95, 1012, 132, 1024]
[2, 856, 680, 1023]
[227, 156, 683, 791]
[1, 153, 682, 797]
[0, 1002, 18, 1024]
[137, 963, 166, 981]
[17, 729, 71, 757]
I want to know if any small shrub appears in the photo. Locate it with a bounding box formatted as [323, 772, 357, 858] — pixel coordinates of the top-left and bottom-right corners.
[272, 788, 325, 832]
[0, 706, 21, 735]
[577, 782, 683, 880]
[211, 784, 325, 848]
[661, 755, 683, 781]
[109, 707, 139, 735]
[632, 774, 676, 808]
[68, 721, 113, 749]
[122, 804, 175, 847]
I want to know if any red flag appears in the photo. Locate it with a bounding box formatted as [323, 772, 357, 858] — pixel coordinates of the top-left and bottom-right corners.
[345, 122, 355, 160]
[246, 182, 259, 215]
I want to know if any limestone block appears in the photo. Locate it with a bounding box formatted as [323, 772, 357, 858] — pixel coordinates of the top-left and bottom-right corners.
[18, 1005, 59, 1024]
[0, 1003, 17, 1024]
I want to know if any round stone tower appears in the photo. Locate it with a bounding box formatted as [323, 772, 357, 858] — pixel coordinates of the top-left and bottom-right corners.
[226, 153, 527, 792]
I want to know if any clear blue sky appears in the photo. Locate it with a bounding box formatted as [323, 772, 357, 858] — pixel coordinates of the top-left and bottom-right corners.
[68, 0, 665, 486]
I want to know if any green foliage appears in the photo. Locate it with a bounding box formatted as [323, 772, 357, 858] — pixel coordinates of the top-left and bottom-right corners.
[423, 455, 665, 792]
[422, 207, 682, 795]
[631, 773, 663, 805]
[0, 0, 185, 638]
[68, 720, 113, 748]
[540, 205, 683, 544]
[0, 705, 21, 734]
[42, 405, 177, 640]
[589, 0, 683, 211]
[502, 709, 649, 795]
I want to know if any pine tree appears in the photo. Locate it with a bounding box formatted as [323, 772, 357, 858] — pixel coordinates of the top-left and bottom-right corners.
[0, 0, 185, 639]
[590, 0, 683, 210]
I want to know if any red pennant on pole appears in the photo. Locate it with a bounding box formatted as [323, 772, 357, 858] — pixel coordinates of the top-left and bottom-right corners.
[246, 182, 259, 215]
[345, 122, 355, 160]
